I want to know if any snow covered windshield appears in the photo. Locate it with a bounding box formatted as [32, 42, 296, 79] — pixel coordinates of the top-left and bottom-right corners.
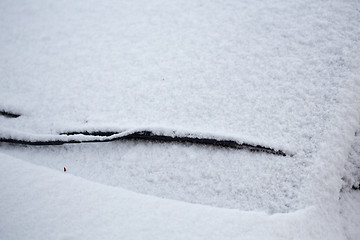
[1, 0, 358, 154]
[1, 0, 359, 239]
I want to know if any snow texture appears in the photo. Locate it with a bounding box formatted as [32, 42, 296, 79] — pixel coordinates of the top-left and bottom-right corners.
[0, 153, 341, 240]
[1, 0, 359, 152]
[0, 142, 302, 213]
[343, 129, 360, 190]
[1, 0, 360, 239]
[339, 190, 360, 240]
[339, 126, 360, 240]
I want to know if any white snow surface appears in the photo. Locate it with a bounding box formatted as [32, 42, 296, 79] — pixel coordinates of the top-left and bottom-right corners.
[340, 127, 360, 240]
[0, 153, 340, 240]
[343, 130, 360, 190]
[0, 0, 359, 151]
[340, 190, 360, 240]
[0, 142, 301, 213]
[1, 0, 360, 239]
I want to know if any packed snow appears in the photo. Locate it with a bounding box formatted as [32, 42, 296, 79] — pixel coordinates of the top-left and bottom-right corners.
[1, 0, 360, 239]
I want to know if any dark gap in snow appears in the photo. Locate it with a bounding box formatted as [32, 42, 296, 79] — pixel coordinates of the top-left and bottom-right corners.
[341, 182, 360, 192]
[342, 129, 360, 192]
[120, 131, 288, 156]
[0, 110, 21, 118]
[0, 138, 83, 145]
[0, 130, 287, 156]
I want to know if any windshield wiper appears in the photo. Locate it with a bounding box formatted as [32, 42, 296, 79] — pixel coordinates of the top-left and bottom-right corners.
[0, 109, 288, 156]
[0, 110, 21, 118]
[1, 130, 288, 156]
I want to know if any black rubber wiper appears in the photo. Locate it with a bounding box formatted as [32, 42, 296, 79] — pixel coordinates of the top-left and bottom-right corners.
[0, 109, 288, 156]
[1, 130, 288, 156]
[0, 110, 21, 118]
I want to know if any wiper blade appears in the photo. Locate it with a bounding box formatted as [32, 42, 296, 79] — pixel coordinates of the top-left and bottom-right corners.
[1, 129, 288, 156]
[0, 110, 21, 118]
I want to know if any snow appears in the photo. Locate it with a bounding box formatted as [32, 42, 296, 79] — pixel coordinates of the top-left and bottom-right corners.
[343, 130, 360, 190]
[0, 153, 339, 240]
[340, 190, 360, 240]
[1, 0, 359, 152]
[1, 0, 360, 239]
[0, 142, 302, 213]
[0, 125, 291, 154]
[339, 127, 360, 240]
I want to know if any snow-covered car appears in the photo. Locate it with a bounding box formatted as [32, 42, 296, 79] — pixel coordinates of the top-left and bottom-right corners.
[1, 0, 359, 239]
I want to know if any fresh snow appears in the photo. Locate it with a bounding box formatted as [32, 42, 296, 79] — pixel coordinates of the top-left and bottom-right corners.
[340, 190, 360, 240]
[0, 142, 302, 213]
[0, 153, 339, 240]
[339, 127, 360, 240]
[1, 0, 360, 239]
[1, 0, 359, 152]
[343, 129, 360, 191]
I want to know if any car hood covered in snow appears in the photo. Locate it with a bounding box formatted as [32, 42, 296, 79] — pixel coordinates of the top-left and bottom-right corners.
[1, 0, 360, 239]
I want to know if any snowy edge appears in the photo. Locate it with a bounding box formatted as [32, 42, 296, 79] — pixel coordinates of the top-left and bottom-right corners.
[0, 126, 293, 155]
[0, 152, 331, 240]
